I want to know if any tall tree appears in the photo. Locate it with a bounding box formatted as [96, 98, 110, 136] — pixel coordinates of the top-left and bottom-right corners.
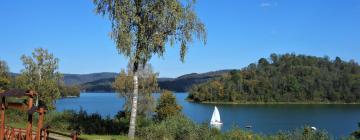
[16, 48, 61, 110]
[94, 0, 206, 138]
[0, 60, 10, 93]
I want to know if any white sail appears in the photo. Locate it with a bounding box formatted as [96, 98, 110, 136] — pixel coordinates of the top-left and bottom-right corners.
[210, 106, 222, 125]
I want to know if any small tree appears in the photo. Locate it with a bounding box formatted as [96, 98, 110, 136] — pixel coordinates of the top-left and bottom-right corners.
[155, 90, 182, 121]
[16, 48, 61, 110]
[0, 60, 10, 93]
[113, 63, 158, 116]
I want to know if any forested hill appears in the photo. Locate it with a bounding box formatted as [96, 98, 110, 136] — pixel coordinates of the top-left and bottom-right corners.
[81, 70, 233, 92]
[63, 72, 118, 85]
[10, 72, 118, 86]
[188, 54, 360, 103]
[157, 70, 234, 92]
[10, 70, 231, 92]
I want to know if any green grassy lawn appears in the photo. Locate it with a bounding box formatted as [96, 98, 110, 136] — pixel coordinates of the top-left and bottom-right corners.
[5, 121, 129, 140]
[79, 135, 128, 140]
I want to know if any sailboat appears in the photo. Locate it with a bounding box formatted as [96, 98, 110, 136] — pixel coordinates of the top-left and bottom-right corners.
[210, 106, 223, 126]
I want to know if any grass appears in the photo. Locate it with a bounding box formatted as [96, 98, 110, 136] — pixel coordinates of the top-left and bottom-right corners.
[5, 121, 129, 140]
[5, 121, 27, 128]
[79, 135, 128, 140]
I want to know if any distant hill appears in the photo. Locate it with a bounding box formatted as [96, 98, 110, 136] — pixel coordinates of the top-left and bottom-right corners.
[62, 72, 118, 86]
[158, 70, 235, 92]
[10, 70, 234, 92]
[10, 72, 118, 86]
[81, 70, 234, 92]
[81, 77, 115, 92]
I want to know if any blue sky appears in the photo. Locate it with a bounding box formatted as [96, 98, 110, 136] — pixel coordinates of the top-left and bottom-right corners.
[0, 0, 359, 77]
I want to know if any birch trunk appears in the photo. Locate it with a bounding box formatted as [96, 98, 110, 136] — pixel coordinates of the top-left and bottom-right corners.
[128, 74, 138, 139]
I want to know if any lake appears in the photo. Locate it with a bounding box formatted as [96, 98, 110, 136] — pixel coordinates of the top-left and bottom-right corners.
[56, 92, 360, 138]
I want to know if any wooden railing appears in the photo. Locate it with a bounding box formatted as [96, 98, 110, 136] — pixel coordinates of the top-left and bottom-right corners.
[4, 126, 37, 140]
[47, 129, 81, 140]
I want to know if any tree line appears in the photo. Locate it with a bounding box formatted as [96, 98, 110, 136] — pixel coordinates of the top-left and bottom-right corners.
[0, 48, 80, 109]
[188, 53, 360, 103]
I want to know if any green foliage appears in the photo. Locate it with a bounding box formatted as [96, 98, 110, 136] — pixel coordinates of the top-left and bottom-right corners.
[0, 59, 10, 93]
[351, 122, 360, 139]
[93, 0, 206, 71]
[113, 64, 158, 116]
[139, 115, 334, 140]
[94, 0, 206, 137]
[189, 54, 360, 103]
[45, 110, 76, 131]
[4, 108, 353, 139]
[68, 109, 123, 134]
[59, 85, 81, 97]
[5, 109, 27, 125]
[259, 127, 329, 140]
[79, 135, 128, 140]
[138, 115, 218, 140]
[15, 48, 62, 110]
[45, 109, 152, 135]
[155, 90, 182, 121]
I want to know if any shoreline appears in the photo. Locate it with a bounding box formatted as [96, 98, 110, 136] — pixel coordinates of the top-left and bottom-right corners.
[186, 99, 360, 105]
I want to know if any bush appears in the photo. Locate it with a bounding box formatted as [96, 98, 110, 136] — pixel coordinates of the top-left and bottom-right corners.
[138, 115, 219, 140]
[351, 122, 360, 139]
[155, 90, 182, 121]
[45, 110, 75, 131]
[222, 128, 263, 140]
[46, 109, 152, 135]
[139, 116, 334, 140]
[267, 127, 330, 140]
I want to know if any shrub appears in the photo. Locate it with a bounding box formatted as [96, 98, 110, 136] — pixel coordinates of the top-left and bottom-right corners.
[138, 115, 219, 140]
[155, 90, 182, 121]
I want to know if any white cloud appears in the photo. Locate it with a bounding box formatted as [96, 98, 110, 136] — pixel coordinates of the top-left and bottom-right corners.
[260, 2, 271, 7]
[260, 2, 278, 8]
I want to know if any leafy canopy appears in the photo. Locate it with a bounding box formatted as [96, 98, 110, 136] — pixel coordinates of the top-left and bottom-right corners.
[113, 64, 158, 115]
[16, 48, 62, 109]
[94, 0, 206, 71]
[189, 54, 360, 103]
[155, 90, 182, 121]
[0, 60, 10, 93]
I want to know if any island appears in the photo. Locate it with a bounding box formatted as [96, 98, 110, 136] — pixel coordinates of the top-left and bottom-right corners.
[188, 54, 360, 104]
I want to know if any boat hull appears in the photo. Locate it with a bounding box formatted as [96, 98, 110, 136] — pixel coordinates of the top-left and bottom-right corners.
[210, 122, 223, 125]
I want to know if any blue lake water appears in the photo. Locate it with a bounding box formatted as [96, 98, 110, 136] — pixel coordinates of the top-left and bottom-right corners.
[56, 92, 360, 138]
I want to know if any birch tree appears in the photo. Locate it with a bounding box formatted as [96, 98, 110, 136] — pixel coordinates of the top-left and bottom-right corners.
[16, 48, 61, 110]
[93, 0, 206, 138]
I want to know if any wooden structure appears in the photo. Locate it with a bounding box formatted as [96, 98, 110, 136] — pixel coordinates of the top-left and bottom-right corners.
[0, 89, 47, 140]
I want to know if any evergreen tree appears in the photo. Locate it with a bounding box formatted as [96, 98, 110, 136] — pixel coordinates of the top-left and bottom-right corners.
[155, 90, 182, 121]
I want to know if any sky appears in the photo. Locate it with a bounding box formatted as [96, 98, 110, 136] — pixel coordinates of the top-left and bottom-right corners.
[0, 0, 359, 78]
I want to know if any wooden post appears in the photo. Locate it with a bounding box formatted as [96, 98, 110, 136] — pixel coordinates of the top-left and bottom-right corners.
[43, 130, 48, 140]
[0, 97, 5, 140]
[26, 93, 33, 140]
[71, 131, 79, 140]
[36, 107, 44, 140]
